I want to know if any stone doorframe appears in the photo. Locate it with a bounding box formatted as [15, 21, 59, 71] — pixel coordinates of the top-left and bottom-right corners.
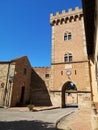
[61, 81, 78, 108]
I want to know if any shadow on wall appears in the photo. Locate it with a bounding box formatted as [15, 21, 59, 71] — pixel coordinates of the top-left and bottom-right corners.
[30, 69, 52, 106]
[0, 120, 56, 130]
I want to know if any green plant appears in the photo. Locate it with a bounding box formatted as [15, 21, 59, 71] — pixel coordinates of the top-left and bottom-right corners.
[27, 104, 34, 111]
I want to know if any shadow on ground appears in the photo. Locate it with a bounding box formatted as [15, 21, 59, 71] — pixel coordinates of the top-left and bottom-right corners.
[0, 120, 57, 130]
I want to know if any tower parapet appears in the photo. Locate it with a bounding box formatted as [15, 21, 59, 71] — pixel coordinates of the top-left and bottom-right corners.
[50, 7, 83, 25]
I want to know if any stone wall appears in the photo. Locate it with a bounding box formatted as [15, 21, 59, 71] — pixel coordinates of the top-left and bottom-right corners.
[11, 56, 32, 107]
[31, 67, 52, 106]
[0, 63, 9, 106]
[0, 62, 15, 106]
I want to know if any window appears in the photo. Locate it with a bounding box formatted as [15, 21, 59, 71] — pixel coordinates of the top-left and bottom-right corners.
[64, 53, 73, 62]
[64, 33, 67, 41]
[24, 68, 27, 75]
[45, 74, 49, 78]
[64, 54, 68, 62]
[68, 33, 72, 40]
[69, 53, 72, 62]
[64, 32, 72, 41]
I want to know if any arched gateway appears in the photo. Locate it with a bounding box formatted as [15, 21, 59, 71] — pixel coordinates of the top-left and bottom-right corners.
[62, 81, 78, 108]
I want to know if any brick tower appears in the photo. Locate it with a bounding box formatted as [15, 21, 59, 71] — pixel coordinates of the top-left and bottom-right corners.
[50, 7, 91, 108]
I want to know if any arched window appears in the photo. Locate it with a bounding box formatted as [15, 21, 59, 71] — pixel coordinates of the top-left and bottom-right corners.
[64, 32, 72, 41]
[64, 53, 73, 62]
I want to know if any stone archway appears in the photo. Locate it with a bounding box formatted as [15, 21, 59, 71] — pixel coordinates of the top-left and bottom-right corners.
[61, 81, 78, 108]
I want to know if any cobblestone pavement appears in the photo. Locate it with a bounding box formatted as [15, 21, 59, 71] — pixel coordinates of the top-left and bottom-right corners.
[0, 107, 76, 130]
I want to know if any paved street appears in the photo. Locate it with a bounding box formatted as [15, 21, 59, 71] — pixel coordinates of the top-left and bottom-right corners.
[0, 107, 76, 130]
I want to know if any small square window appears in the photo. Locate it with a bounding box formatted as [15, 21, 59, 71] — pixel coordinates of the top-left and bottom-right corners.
[45, 74, 49, 78]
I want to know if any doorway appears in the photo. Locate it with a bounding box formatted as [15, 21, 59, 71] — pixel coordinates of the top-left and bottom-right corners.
[20, 86, 25, 104]
[62, 81, 78, 108]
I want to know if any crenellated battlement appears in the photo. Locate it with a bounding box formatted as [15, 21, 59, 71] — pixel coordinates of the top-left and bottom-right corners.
[50, 7, 83, 26]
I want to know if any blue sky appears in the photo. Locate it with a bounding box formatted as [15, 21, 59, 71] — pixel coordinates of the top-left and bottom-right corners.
[0, 0, 82, 67]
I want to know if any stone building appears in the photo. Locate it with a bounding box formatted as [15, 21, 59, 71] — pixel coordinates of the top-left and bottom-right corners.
[0, 56, 32, 107]
[31, 7, 94, 108]
[0, 6, 98, 108]
[49, 7, 92, 108]
[82, 0, 98, 102]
